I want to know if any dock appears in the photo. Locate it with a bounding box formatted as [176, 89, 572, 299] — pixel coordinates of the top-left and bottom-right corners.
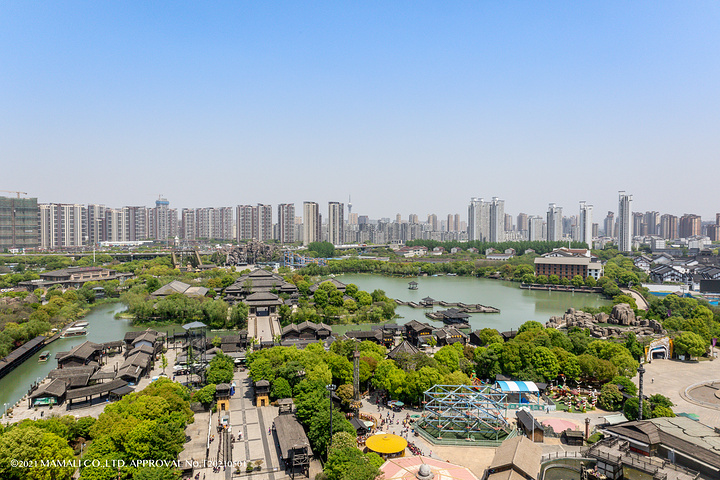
[395, 299, 499, 313]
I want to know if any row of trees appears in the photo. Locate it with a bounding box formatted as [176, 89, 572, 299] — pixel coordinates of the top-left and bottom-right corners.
[0, 415, 96, 480]
[78, 379, 193, 480]
[0, 379, 192, 480]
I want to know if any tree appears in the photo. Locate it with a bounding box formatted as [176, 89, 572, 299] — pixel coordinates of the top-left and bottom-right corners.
[598, 384, 623, 411]
[307, 408, 355, 457]
[308, 242, 335, 258]
[531, 346, 560, 381]
[610, 376, 637, 396]
[434, 345, 461, 371]
[0, 425, 75, 480]
[623, 397, 651, 421]
[271, 378, 292, 400]
[673, 331, 706, 358]
[335, 384, 355, 406]
[194, 384, 217, 408]
[161, 354, 168, 374]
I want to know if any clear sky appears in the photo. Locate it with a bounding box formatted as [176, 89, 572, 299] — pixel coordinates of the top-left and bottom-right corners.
[2, 2, 719, 222]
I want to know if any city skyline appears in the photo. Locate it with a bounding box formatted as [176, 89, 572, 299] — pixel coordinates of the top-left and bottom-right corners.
[2, 3, 720, 218]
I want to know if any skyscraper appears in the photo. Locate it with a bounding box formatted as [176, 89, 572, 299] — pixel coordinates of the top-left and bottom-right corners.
[679, 214, 702, 238]
[579, 202, 593, 248]
[546, 203, 562, 242]
[528, 215, 545, 241]
[660, 214, 678, 240]
[237, 205, 253, 241]
[277, 203, 295, 244]
[153, 196, 170, 241]
[39, 203, 86, 248]
[468, 197, 490, 241]
[328, 201, 344, 246]
[236, 204, 272, 241]
[516, 213, 528, 233]
[181, 208, 196, 240]
[618, 191, 632, 252]
[604, 212, 615, 238]
[303, 202, 320, 246]
[489, 197, 505, 242]
[427, 214, 438, 231]
[86, 204, 106, 245]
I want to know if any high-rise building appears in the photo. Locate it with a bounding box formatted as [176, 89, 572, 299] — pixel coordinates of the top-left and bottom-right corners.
[328, 202, 344, 245]
[213, 207, 234, 240]
[396, 213, 402, 224]
[446, 214, 454, 232]
[604, 212, 615, 238]
[153, 196, 171, 241]
[468, 197, 490, 241]
[277, 203, 295, 244]
[516, 213, 528, 233]
[504, 213, 513, 233]
[104, 208, 129, 242]
[644, 211, 659, 236]
[86, 204, 106, 245]
[237, 205, 253, 241]
[579, 202, 593, 248]
[181, 209, 196, 240]
[660, 214, 678, 240]
[303, 202, 320, 246]
[528, 215, 545, 241]
[255, 204, 272, 241]
[408, 214, 419, 224]
[427, 214, 438, 231]
[489, 197, 505, 243]
[618, 191, 632, 252]
[125, 206, 148, 241]
[592, 223, 599, 238]
[39, 203, 86, 249]
[348, 213, 358, 225]
[679, 214, 702, 238]
[633, 212, 645, 237]
[0, 196, 39, 250]
[546, 203, 562, 242]
[237, 204, 272, 241]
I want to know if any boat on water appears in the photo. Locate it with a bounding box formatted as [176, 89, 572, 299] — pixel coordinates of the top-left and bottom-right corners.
[72, 321, 89, 328]
[61, 326, 87, 338]
[38, 351, 50, 362]
[446, 273, 458, 276]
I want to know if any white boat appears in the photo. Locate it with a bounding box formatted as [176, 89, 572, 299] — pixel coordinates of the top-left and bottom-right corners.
[61, 326, 87, 338]
[72, 321, 89, 328]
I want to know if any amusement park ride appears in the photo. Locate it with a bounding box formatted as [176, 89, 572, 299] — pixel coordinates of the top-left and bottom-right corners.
[418, 377, 514, 443]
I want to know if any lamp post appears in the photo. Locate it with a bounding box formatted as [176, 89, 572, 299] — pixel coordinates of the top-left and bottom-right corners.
[326, 384, 337, 453]
[637, 358, 645, 421]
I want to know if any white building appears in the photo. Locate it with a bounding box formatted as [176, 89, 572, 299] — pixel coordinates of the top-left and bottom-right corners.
[618, 191, 633, 252]
[546, 203, 562, 242]
[579, 201, 593, 248]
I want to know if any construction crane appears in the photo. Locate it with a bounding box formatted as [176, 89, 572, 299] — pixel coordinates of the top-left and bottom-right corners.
[0, 190, 28, 198]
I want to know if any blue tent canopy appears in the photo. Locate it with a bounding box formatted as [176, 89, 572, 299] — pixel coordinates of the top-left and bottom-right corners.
[496, 381, 539, 393]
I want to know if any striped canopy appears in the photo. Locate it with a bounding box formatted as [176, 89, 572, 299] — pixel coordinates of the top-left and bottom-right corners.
[496, 381, 539, 393]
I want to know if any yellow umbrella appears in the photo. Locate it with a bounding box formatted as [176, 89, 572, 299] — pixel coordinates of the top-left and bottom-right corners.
[365, 433, 408, 456]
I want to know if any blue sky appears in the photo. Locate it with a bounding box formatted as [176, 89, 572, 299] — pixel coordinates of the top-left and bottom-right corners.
[1, 2, 719, 221]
